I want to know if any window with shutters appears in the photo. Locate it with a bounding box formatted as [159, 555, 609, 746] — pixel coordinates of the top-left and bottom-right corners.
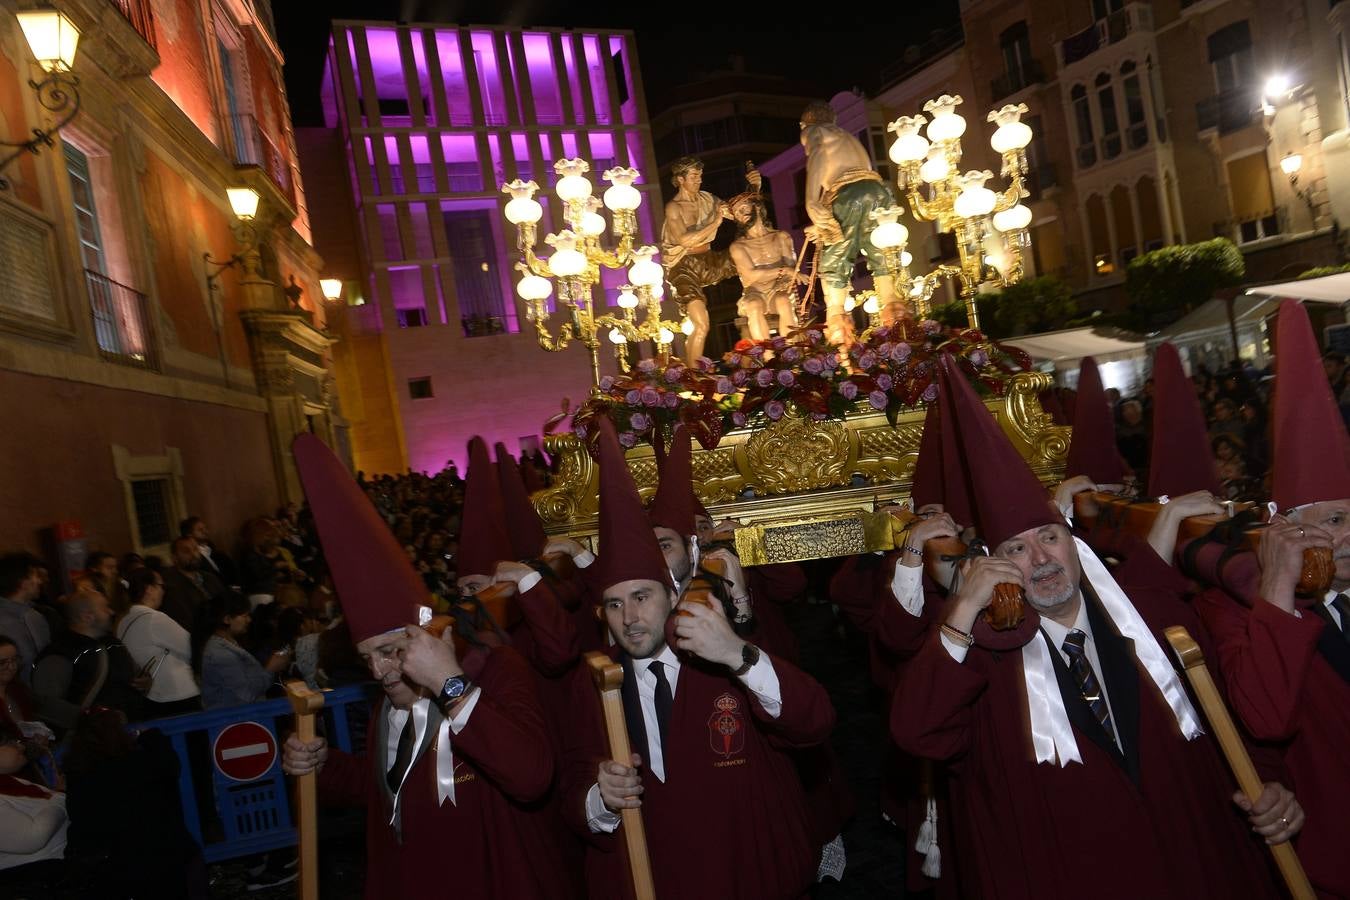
[1225, 151, 1280, 243]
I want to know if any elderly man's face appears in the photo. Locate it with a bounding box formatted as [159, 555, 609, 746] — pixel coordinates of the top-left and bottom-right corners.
[356, 632, 420, 709]
[996, 524, 1081, 619]
[1293, 500, 1350, 586]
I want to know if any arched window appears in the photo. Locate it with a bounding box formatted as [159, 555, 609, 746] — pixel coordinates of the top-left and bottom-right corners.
[1072, 84, 1096, 168]
[1120, 61, 1147, 150]
[1096, 72, 1121, 160]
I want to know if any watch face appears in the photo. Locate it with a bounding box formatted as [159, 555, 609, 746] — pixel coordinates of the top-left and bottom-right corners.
[442, 677, 466, 700]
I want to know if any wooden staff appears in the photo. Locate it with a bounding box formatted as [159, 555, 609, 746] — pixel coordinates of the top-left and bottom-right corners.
[1163, 628, 1315, 900]
[285, 680, 325, 900]
[584, 651, 656, 900]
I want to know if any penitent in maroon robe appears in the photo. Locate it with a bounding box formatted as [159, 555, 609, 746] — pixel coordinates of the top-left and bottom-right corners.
[892, 582, 1282, 900]
[562, 646, 835, 900]
[1194, 586, 1350, 899]
[317, 646, 573, 900]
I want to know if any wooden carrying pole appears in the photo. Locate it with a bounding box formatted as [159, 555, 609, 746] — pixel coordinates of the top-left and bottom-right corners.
[1163, 628, 1315, 900]
[584, 651, 657, 900]
[285, 680, 326, 900]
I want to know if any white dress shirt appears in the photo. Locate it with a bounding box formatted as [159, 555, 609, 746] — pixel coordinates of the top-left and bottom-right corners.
[891, 561, 925, 616]
[585, 645, 783, 833]
[940, 600, 1122, 747]
[385, 690, 480, 806]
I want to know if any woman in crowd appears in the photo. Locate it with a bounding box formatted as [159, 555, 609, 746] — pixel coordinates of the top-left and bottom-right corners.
[116, 569, 201, 717]
[197, 594, 290, 709]
[0, 737, 66, 874]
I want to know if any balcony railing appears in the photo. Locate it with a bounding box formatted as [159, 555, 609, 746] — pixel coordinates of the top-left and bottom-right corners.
[1057, 3, 1154, 68]
[85, 269, 158, 371]
[990, 59, 1046, 103]
[230, 114, 296, 210]
[109, 0, 157, 51]
[1195, 89, 1259, 135]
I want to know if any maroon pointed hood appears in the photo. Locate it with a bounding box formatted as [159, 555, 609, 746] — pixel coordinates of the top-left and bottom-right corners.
[1066, 356, 1128, 484]
[594, 417, 672, 592]
[647, 425, 699, 539]
[1147, 343, 1221, 498]
[938, 355, 1061, 547]
[1272, 299, 1350, 509]
[457, 437, 514, 578]
[495, 442, 547, 559]
[292, 434, 426, 643]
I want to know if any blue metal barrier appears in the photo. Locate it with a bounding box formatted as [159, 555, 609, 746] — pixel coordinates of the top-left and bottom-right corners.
[131, 683, 376, 863]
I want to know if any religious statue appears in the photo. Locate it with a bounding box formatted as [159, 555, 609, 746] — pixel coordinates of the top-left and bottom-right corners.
[800, 101, 908, 346]
[727, 191, 801, 341]
[661, 157, 754, 365]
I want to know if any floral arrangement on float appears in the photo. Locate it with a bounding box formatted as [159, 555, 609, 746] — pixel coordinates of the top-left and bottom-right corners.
[570, 321, 1033, 454]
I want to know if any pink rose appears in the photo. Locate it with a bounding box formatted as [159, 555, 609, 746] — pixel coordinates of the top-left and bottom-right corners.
[765, 400, 786, 420]
[838, 380, 859, 401]
[969, 349, 989, 367]
[629, 413, 651, 431]
[638, 358, 658, 373]
[891, 342, 912, 363]
[729, 352, 742, 366]
[732, 410, 748, 427]
[782, 347, 801, 363]
[599, 375, 616, 391]
[618, 431, 638, 448]
[625, 389, 641, 404]
[747, 345, 766, 358]
[803, 358, 824, 375]
[640, 387, 661, 407]
[776, 369, 795, 387]
[771, 336, 787, 351]
[922, 382, 939, 402]
[858, 351, 877, 370]
[868, 390, 888, 410]
[823, 353, 840, 370]
[732, 369, 749, 387]
[716, 377, 735, 394]
[664, 392, 680, 408]
[755, 368, 775, 387]
[920, 319, 941, 335]
[876, 374, 894, 391]
[664, 367, 684, 383]
[806, 329, 824, 342]
[696, 356, 714, 371]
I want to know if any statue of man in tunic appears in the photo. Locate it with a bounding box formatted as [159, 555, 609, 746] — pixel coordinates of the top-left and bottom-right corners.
[661, 157, 752, 365]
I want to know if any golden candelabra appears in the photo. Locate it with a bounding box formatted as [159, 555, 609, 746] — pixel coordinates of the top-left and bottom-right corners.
[876, 96, 1036, 328]
[502, 160, 676, 390]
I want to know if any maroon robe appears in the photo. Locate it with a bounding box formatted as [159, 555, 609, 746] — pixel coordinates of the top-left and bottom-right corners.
[1194, 588, 1350, 899]
[317, 646, 573, 899]
[508, 578, 581, 676]
[892, 583, 1282, 900]
[562, 646, 835, 900]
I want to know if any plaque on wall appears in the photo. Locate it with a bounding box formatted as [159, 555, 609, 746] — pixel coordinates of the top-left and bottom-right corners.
[0, 207, 59, 323]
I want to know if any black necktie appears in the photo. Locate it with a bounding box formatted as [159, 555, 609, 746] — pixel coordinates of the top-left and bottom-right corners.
[1331, 595, 1350, 643]
[650, 661, 673, 756]
[1062, 630, 1118, 748]
[386, 714, 416, 794]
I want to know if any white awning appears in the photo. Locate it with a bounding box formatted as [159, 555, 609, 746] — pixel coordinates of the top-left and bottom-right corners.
[1003, 326, 1147, 367]
[1243, 272, 1350, 304]
[1152, 295, 1279, 341]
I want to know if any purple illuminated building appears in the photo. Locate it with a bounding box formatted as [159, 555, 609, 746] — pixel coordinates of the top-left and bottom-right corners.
[299, 21, 660, 475]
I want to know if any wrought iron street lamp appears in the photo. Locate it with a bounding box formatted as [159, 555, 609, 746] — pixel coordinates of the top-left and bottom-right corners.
[0, 6, 82, 190]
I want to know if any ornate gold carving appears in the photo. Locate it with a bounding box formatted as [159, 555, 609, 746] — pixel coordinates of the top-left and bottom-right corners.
[738, 516, 870, 565]
[743, 411, 851, 494]
[540, 378, 1071, 564]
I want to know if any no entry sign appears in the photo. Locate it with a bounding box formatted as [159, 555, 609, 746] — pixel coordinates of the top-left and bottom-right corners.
[213, 721, 278, 783]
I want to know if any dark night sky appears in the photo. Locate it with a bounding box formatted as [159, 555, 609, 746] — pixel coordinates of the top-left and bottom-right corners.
[274, 2, 963, 127]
